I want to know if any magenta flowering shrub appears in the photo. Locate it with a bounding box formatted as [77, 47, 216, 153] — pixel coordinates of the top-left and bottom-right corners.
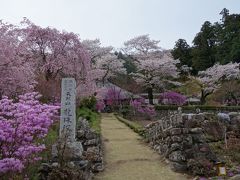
[96, 100, 105, 112]
[105, 87, 125, 106]
[130, 98, 156, 118]
[159, 91, 186, 105]
[0, 92, 59, 175]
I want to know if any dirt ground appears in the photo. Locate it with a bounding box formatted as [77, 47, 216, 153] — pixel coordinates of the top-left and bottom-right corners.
[95, 113, 189, 180]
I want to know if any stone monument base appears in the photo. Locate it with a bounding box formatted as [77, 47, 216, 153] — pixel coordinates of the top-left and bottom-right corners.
[52, 141, 83, 161]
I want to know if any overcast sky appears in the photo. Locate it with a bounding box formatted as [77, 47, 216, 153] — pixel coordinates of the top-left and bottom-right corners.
[1, 0, 240, 49]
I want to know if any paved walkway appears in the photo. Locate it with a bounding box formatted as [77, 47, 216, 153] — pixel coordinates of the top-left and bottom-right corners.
[95, 113, 188, 180]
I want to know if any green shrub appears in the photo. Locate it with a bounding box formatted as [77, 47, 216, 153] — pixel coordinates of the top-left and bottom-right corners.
[76, 107, 101, 134]
[79, 95, 97, 111]
[119, 106, 131, 118]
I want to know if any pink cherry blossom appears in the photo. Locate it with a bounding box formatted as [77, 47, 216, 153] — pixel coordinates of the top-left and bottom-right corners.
[124, 35, 179, 104]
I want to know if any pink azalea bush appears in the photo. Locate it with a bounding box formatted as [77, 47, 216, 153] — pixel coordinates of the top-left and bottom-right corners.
[159, 91, 186, 105]
[0, 92, 59, 176]
[105, 87, 125, 106]
[96, 100, 105, 112]
[130, 98, 156, 118]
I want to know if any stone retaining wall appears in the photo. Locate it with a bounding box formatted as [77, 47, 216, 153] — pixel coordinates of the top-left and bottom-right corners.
[76, 118, 104, 173]
[39, 118, 104, 180]
[146, 111, 240, 176]
[145, 112, 218, 176]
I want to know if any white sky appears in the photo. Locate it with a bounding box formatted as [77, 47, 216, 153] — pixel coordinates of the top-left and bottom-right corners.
[0, 0, 240, 49]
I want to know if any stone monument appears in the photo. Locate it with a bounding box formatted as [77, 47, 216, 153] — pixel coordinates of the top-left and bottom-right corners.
[52, 78, 83, 160]
[60, 78, 76, 141]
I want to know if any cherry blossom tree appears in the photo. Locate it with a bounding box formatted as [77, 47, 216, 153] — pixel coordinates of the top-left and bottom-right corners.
[82, 39, 126, 85]
[197, 62, 240, 104]
[19, 19, 90, 81]
[132, 53, 179, 104]
[0, 20, 36, 97]
[123, 34, 162, 59]
[82, 39, 113, 63]
[20, 19, 95, 97]
[0, 19, 95, 99]
[95, 54, 126, 84]
[123, 35, 179, 104]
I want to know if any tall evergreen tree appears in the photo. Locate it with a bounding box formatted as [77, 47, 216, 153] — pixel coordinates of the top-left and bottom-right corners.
[116, 51, 137, 74]
[216, 9, 240, 64]
[172, 8, 240, 72]
[171, 39, 192, 67]
[191, 21, 217, 71]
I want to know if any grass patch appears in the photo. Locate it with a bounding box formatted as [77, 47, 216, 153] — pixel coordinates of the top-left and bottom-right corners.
[27, 122, 59, 179]
[76, 107, 101, 134]
[115, 114, 145, 137]
[175, 79, 201, 96]
[41, 123, 59, 160]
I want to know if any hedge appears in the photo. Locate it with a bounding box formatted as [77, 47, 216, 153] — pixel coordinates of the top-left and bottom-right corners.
[154, 105, 240, 111]
[115, 114, 146, 137]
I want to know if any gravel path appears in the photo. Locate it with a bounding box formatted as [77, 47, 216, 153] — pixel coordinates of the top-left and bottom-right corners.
[95, 113, 188, 180]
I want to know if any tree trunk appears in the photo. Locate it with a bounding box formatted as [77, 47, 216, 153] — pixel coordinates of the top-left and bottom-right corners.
[200, 89, 213, 105]
[200, 96, 206, 105]
[147, 87, 154, 105]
